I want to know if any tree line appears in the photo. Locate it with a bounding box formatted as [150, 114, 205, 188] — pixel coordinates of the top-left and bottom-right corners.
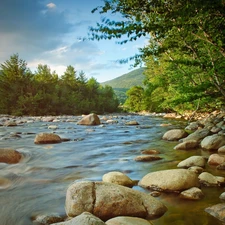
[0, 54, 119, 116]
[90, 0, 225, 113]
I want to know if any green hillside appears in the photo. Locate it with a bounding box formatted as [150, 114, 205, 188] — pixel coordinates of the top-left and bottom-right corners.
[101, 67, 146, 88]
[101, 67, 146, 104]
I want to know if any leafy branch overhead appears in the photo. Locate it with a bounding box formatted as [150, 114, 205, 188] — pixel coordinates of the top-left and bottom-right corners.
[89, 0, 225, 112]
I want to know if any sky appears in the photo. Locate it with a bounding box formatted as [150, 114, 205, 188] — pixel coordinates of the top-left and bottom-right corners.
[0, 0, 148, 82]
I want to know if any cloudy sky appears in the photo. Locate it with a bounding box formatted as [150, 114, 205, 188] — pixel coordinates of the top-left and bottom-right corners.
[0, 0, 148, 82]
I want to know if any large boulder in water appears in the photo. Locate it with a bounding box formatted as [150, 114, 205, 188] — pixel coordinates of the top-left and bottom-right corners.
[34, 133, 62, 144]
[139, 169, 199, 192]
[201, 134, 225, 150]
[77, 113, 100, 126]
[65, 181, 167, 221]
[0, 148, 22, 164]
[162, 129, 188, 141]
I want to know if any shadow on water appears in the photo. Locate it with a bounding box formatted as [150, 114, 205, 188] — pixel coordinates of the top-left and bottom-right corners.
[0, 114, 224, 224]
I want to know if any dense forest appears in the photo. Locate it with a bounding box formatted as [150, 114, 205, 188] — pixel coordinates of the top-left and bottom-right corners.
[0, 54, 119, 116]
[90, 0, 225, 113]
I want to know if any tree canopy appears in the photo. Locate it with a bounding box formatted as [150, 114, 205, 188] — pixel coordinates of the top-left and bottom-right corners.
[90, 0, 225, 112]
[0, 54, 119, 116]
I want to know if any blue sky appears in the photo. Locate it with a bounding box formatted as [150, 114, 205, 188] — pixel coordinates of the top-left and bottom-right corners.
[0, 0, 148, 82]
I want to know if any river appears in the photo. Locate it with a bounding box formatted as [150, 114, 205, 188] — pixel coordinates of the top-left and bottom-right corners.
[0, 114, 224, 225]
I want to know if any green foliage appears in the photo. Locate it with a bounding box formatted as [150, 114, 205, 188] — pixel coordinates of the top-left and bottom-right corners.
[90, 0, 225, 113]
[0, 54, 119, 115]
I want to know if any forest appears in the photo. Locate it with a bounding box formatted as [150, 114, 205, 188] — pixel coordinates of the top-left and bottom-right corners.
[0, 54, 119, 116]
[90, 0, 225, 114]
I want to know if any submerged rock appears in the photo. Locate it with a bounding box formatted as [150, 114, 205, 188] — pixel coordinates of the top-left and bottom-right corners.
[205, 203, 225, 223]
[179, 187, 204, 200]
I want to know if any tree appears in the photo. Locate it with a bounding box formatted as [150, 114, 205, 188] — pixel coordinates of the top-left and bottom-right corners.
[90, 0, 225, 111]
[0, 54, 33, 115]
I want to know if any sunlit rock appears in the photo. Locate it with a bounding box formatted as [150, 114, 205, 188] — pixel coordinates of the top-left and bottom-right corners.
[162, 129, 188, 141]
[177, 156, 206, 168]
[179, 187, 204, 200]
[102, 171, 134, 187]
[174, 140, 199, 150]
[139, 169, 199, 192]
[134, 155, 162, 162]
[198, 172, 225, 186]
[105, 216, 153, 225]
[65, 181, 167, 220]
[208, 154, 225, 166]
[77, 113, 100, 126]
[53, 212, 106, 225]
[201, 134, 225, 150]
[0, 148, 22, 164]
[34, 133, 61, 144]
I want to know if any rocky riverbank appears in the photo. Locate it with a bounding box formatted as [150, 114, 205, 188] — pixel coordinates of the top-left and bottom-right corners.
[1, 112, 225, 224]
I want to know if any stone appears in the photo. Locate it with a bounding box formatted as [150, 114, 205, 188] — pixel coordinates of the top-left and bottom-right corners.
[201, 134, 225, 150]
[208, 154, 225, 166]
[53, 212, 106, 225]
[4, 121, 17, 126]
[77, 113, 101, 126]
[181, 128, 210, 143]
[0, 176, 12, 189]
[198, 172, 225, 186]
[162, 129, 188, 141]
[174, 140, 199, 150]
[134, 155, 162, 162]
[205, 203, 225, 223]
[105, 216, 153, 225]
[65, 181, 167, 221]
[185, 122, 200, 131]
[179, 187, 204, 200]
[219, 192, 225, 201]
[177, 156, 206, 168]
[125, 121, 139, 125]
[0, 148, 22, 164]
[188, 166, 204, 174]
[141, 149, 160, 154]
[139, 169, 199, 192]
[102, 171, 134, 187]
[34, 213, 64, 224]
[218, 146, 225, 154]
[34, 133, 61, 144]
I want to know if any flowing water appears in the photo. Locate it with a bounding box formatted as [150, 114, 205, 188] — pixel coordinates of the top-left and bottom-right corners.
[0, 114, 224, 225]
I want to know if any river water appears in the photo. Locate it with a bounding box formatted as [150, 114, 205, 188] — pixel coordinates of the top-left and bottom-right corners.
[0, 114, 224, 225]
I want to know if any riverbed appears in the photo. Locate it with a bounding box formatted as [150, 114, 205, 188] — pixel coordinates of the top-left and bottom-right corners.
[0, 114, 224, 225]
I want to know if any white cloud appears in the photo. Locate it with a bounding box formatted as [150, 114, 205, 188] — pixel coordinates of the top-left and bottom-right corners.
[47, 3, 56, 9]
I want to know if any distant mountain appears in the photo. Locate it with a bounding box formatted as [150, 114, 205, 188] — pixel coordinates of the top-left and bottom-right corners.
[101, 67, 146, 104]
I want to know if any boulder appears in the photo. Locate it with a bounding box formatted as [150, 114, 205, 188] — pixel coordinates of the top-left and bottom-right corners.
[34, 133, 62, 144]
[208, 154, 225, 166]
[185, 122, 200, 131]
[177, 156, 206, 168]
[139, 169, 199, 192]
[53, 212, 106, 225]
[77, 113, 100, 126]
[201, 134, 225, 150]
[162, 129, 188, 141]
[0, 148, 22, 164]
[218, 146, 225, 154]
[181, 128, 210, 143]
[102, 171, 134, 187]
[105, 216, 153, 225]
[188, 166, 204, 174]
[141, 149, 160, 154]
[205, 203, 225, 223]
[198, 172, 225, 186]
[174, 140, 199, 150]
[134, 155, 162, 162]
[179, 187, 204, 200]
[65, 181, 167, 221]
[33, 213, 64, 224]
[125, 121, 139, 125]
